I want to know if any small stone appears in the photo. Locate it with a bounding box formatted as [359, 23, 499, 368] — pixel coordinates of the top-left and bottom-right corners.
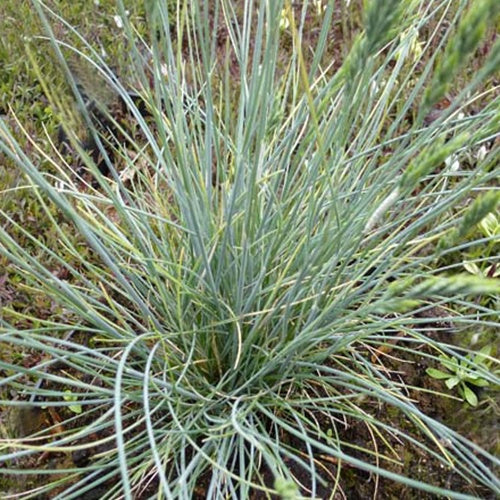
[72, 448, 91, 467]
[5, 405, 47, 438]
[113, 15, 123, 29]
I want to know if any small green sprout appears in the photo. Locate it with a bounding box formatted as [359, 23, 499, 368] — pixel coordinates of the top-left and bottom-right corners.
[279, 8, 290, 31]
[462, 213, 499, 308]
[463, 260, 499, 279]
[63, 390, 82, 414]
[426, 345, 494, 407]
[274, 477, 299, 500]
[478, 212, 499, 239]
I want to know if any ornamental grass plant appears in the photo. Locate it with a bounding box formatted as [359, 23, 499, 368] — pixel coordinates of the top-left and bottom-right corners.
[0, 0, 499, 498]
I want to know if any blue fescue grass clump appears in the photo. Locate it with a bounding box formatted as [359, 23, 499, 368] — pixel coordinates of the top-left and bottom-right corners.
[0, 0, 499, 498]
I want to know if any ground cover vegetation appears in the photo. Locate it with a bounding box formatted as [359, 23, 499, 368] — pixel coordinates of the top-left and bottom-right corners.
[0, 0, 499, 498]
